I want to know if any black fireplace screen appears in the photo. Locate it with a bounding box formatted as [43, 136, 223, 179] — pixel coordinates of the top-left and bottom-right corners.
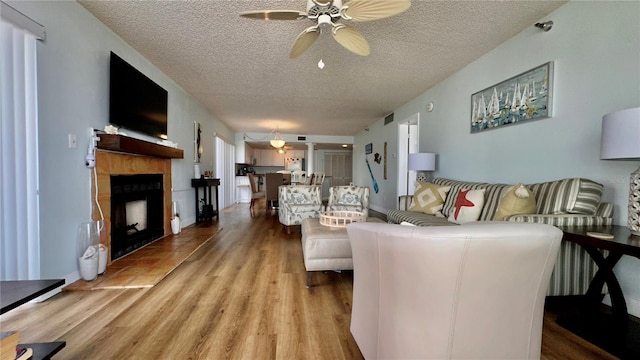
[110, 174, 164, 260]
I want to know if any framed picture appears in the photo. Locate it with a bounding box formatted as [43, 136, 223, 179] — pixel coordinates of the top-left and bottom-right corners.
[365, 143, 372, 155]
[194, 121, 202, 162]
[470, 61, 553, 133]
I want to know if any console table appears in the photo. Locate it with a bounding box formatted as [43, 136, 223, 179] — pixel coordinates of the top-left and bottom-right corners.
[1, 279, 66, 359]
[557, 225, 640, 359]
[191, 178, 220, 222]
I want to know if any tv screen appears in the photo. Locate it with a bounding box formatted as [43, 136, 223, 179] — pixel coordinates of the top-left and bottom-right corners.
[109, 52, 168, 139]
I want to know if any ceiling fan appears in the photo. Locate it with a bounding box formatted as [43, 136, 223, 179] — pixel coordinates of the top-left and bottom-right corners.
[240, 0, 411, 58]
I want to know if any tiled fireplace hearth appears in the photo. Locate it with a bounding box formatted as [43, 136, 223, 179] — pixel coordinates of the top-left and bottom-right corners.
[92, 137, 179, 266]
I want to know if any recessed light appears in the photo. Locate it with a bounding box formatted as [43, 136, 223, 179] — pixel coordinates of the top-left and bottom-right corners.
[342, 144, 348, 148]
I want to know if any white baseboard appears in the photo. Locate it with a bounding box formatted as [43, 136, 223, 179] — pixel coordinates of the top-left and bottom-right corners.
[31, 271, 80, 303]
[602, 293, 640, 318]
[182, 216, 196, 227]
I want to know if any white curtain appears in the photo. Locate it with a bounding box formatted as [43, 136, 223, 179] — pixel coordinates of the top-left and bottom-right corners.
[0, 4, 43, 280]
[215, 136, 235, 209]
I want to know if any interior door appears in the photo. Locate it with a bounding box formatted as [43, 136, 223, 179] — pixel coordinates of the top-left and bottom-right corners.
[325, 152, 352, 186]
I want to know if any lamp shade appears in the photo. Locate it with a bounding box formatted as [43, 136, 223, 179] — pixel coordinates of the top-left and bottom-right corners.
[408, 153, 436, 171]
[600, 107, 640, 160]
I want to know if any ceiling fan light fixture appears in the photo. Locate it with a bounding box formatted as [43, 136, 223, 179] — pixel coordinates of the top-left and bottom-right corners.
[317, 14, 332, 27]
[270, 130, 286, 148]
[243, 0, 410, 58]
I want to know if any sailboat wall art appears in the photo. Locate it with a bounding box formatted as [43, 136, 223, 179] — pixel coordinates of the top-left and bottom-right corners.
[470, 62, 553, 133]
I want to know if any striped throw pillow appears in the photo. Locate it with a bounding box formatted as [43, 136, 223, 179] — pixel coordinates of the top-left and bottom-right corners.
[528, 178, 603, 215]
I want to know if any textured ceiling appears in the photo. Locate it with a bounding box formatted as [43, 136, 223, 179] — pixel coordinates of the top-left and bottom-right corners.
[78, 0, 566, 137]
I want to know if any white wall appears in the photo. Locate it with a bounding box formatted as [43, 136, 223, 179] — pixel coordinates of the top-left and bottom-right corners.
[8, 1, 234, 280]
[355, 1, 640, 314]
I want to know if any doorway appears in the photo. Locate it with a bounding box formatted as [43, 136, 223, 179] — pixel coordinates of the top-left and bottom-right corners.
[397, 113, 420, 199]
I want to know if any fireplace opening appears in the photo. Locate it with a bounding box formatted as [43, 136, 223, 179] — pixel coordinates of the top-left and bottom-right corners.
[111, 174, 164, 260]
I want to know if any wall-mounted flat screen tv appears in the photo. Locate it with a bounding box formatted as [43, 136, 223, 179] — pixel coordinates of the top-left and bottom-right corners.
[109, 52, 168, 139]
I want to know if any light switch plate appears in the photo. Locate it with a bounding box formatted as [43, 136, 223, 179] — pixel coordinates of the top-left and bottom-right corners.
[68, 134, 77, 148]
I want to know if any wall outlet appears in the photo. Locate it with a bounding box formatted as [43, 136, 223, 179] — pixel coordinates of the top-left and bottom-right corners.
[68, 134, 77, 148]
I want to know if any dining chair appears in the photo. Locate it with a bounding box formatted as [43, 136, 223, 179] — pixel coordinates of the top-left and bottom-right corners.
[247, 173, 265, 215]
[291, 169, 306, 184]
[311, 172, 325, 185]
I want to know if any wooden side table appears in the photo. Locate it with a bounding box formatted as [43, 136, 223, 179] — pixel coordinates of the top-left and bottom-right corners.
[191, 178, 220, 222]
[557, 225, 640, 358]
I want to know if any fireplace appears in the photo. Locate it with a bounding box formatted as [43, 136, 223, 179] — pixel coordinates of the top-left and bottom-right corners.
[92, 135, 182, 267]
[110, 174, 165, 260]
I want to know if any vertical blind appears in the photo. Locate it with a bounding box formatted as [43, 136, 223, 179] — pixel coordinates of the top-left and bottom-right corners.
[0, 6, 43, 280]
[215, 136, 236, 209]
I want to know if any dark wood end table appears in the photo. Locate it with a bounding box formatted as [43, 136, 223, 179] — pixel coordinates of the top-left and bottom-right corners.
[191, 178, 220, 222]
[557, 225, 640, 359]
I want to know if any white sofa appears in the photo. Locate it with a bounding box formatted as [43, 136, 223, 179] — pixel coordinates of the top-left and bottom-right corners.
[347, 222, 562, 359]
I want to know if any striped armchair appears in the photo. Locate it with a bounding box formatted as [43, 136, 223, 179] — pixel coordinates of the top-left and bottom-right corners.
[387, 177, 613, 297]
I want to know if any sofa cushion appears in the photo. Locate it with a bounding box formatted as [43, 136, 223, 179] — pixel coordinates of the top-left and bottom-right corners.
[448, 188, 486, 224]
[435, 178, 488, 218]
[477, 183, 512, 221]
[387, 209, 455, 227]
[494, 184, 537, 221]
[527, 178, 604, 215]
[409, 182, 451, 216]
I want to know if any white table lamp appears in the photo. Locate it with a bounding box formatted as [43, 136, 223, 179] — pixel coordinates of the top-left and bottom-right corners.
[600, 107, 640, 235]
[407, 153, 437, 200]
[409, 153, 436, 172]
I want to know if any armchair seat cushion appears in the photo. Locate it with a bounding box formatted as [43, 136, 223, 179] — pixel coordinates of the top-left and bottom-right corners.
[289, 204, 323, 213]
[330, 204, 366, 214]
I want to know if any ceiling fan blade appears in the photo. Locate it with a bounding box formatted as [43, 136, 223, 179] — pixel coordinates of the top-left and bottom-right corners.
[332, 24, 370, 56]
[240, 10, 307, 20]
[342, 0, 411, 22]
[290, 26, 320, 59]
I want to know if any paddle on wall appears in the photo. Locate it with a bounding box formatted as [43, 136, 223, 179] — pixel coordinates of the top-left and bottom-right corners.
[365, 158, 379, 193]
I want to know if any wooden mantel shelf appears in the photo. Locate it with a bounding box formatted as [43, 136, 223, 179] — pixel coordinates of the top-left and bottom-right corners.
[97, 134, 184, 159]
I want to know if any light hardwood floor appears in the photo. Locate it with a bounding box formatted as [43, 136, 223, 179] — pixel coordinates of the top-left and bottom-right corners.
[0, 202, 618, 359]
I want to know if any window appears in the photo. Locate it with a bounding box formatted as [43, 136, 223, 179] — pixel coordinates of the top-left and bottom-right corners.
[215, 135, 235, 208]
[0, 2, 45, 280]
